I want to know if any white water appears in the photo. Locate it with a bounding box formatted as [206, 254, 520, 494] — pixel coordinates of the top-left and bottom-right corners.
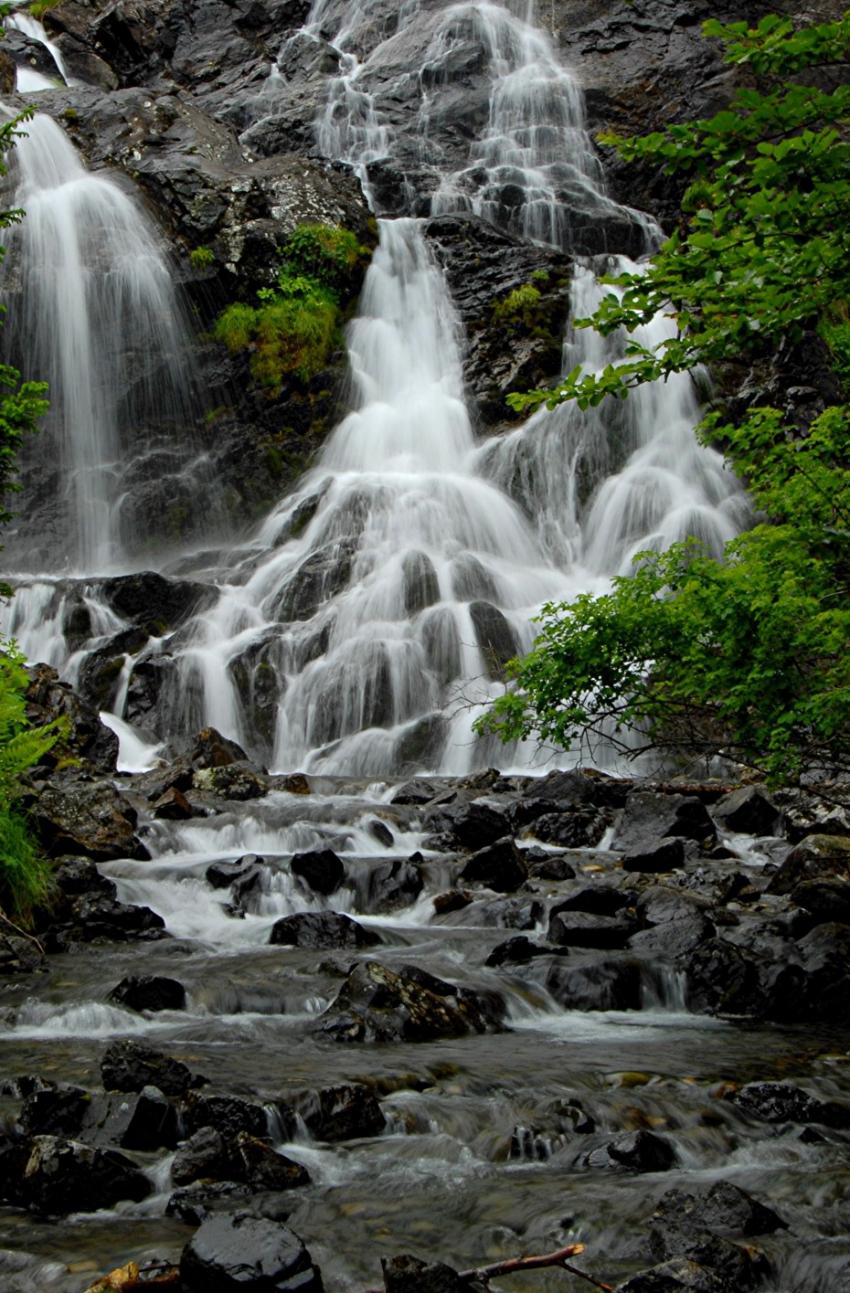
[6, 8, 71, 88]
[1, 115, 201, 571]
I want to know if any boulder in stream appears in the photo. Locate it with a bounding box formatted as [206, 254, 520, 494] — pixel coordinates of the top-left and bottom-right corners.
[290, 846, 345, 896]
[321, 960, 505, 1043]
[459, 837, 528, 892]
[101, 1038, 205, 1096]
[181, 1212, 324, 1292]
[22, 1134, 151, 1214]
[269, 910, 381, 950]
[289, 1082, 386, 1142]
[30, 779, 149, 862]
[108, 974, 186, 1012]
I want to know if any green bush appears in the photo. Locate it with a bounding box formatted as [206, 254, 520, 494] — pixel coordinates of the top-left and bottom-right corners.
[189, 245, 215, 268]
[492, 283, 543, 329]
[0, 644, 62, 925]
[213, 223, 369, 393]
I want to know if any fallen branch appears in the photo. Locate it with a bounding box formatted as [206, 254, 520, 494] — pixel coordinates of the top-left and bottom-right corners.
[0, 906, 45, 955]
[460, 1243, 613, 1290]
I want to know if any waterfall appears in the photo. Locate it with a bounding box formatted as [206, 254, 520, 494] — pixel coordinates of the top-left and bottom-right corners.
[1, 0, 746, 776]
[1, 114, 203, 572]
[5, 8, 71, 89]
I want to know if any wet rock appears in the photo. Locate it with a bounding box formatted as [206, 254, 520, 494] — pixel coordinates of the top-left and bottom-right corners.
[524, 807, 612, 848]
[393, 777, 443, 806]
[622, 838, 686, 874]
[795, 922, 850, 1020]
[19, 1084, 90, 1138]
[630, 913, 715, 959]
[473, 895, 543, 928]
[554, 885, 630, 916]
[194, 760, 269, 800]
[188, 726, 251, 770]
[0, 931, 44, 975]
[402, 550, 440, 615]
[30, 780, 149, 861]
[167, 1179, 255, 1225]
[636, 887, 711, 926]
[728, 1081, 850, 1129]
[57, 893, 166, 944]
[291, 846, 345, 896]
[358, 858, 423, 912]
[291, 1083, 386, 1142]
[766, 834, 850, 894]
[710, 786, 781, 837]
[108, 974, 186, 1012]
[269, 911, 381, 950]
[0, 1128, 30, 1205]
[53, 856, 117, 899]
[545, 958, 642, 1011]
[677, 938, 763, 1017]
[117, 1085, 181, 1151]
[382, 1253, 473, 1293]
[548, 909, 635, 949]
[152, 786, 195, 819]
[423, 799, 511, 850]
[614, 792, 715, 852]
[206, 855, 263, 889]
[24, 662, 118, 775]
[527, 853, 577, 881]
[183, 1093, 270, 1141]
[790, 877, 850, 924]
[99, 571, 213, 635]
[460, 837, 528, 892]
[322, 960, 505, 1043]
[22, 1135, 150, 1214]
[172, 1126, 233, 1186]
[647, 1182, 786, 1261]
[368, 817, 395, 847]
[615, 1258, 733, 1292]
[485, 935, 554, 966]
[575, 1129, 676, 1173]
[181, 1212, 324, 1292]
[469, 601, 518, 680]
[433, 889, 474, 915]
[101, 1039, 204, 1097]
[229, 1132, 311, 1191]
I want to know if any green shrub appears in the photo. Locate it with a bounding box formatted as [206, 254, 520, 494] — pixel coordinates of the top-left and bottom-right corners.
[0, 644, 62, 925]
[189, 245, 215, 268]
[28, 0, 54, 17]
[492, 283, 543, 329]
[212, 224, 370, 393]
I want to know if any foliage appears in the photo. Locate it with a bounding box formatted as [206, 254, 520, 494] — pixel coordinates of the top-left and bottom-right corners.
[0, 644, 61, 924]
[213, 223, 369, 393]
[189, 245, 214, 268]
[478, 10, 850, 783]
[492, 283, 543, 329]
[28, 0, 54, 17]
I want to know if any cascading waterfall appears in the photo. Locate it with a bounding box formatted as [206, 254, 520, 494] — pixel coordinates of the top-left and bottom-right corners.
[1, 114, 205, 572]
[1, 0, 745, 776]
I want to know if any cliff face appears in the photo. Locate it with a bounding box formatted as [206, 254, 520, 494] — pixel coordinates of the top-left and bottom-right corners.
[3, 0, 842, 529]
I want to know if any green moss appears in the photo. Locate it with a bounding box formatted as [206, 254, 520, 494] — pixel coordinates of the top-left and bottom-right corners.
[530, 268, 550, 283]
[28, 0, 54, 17]
[281, 223, 370, 296]
[61, 107, 79, 124]
[189, 245, 215, 268]
[492, 283, 543, 329]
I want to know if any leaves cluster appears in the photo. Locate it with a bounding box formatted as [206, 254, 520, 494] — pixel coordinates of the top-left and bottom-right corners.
[479, 11, 850, 783]
[213, 223, 370, 393]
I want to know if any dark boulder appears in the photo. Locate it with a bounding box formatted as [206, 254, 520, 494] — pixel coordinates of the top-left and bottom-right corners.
[152, 787, 196, 819]
[554, 886, 630, 917]
[22, 1135, 150, 1214]
[167, 1180, 256, 1225]
[485, 935, 554, 966]
[614, 1258, 735, 1292]
[291, 1083, 386, 1142]
[195, 761, 269, 800]
[181, 1213, 324, 1292]
[357, 858, 423, 912]
[188, 726, 251, 770]
[676, 938, 763, 1017]
[524, 807, 611, 848]
[574, 1129, 676, 1173]
[206, 855, 263, 889]
[795, 922, 850, 1020]
[108, 974, 186, 1012]
[622, 838, 686, 874]
[469, 601, 518, 680]
[117, 1085, 181, 1151]
[183, 1093, 270, 1140]
[710, 786, 781, 836]
[459, 837, 528, 892]
[19, 1084, 90, 1138]
[790, 878, 850, 925]
[527, 853, 577, 881]
[613, 792, 715, 852]
[99, 570, 214, 635]
[24, 662, 118, 775]
[423, 799, 510, 850]
[269, 911, 381, 950]
[728, 1082, 850, 1129]
[0, 931, 44, 974]
[57, 893, 166, 944]
[53, 856, 116, 899]
[30, 780, 149, 861]
[382, 1254, 473, 1293]
[173, 1127, 310, 1191]
[548, 909, 635, 949]
[545, 958, 642, 1012]
[368, 817, 395, 847]
[291, 847, 345, 896]
[630, 914, 715, 960]
[321, 960, 505, 1044]
[101, 1039, 204, 1096]
[766, 834, 850, 895]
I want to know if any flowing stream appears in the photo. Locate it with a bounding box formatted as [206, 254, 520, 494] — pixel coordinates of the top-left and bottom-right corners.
[1, 3, 845, 1291]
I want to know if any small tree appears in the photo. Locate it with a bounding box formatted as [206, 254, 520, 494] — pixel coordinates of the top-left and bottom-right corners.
[477, 11, 850, 784]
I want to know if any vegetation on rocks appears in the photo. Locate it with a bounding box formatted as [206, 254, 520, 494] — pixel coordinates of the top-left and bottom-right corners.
[213, 222, 370, 394]
[479, 10, 850, 785]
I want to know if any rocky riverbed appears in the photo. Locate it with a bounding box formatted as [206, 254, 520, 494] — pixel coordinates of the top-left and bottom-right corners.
[2, 677, 850, 1292]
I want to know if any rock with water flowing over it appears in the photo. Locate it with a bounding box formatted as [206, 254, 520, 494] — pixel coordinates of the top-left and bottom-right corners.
[382, 1254, 478, 1293]
[181, 1212, 324, 1292]
[182, 1093, 272, 1141]
[21, 1135, 151, 1214]
[194, 761, 270, 800]
[614, 1256, 744, 1292]
[423, 800, 511, 851]
[544, 957, 642, 1012]
[166, 1180, 258, 1226]
[629, 913, 715, 960]
[269, 910, 381, 950]
[459, 838, 528, 893]
[355, 858, 424, 912]
[107, 974, 186, 1012]
[485, 935, 558, 967]
[19, 1084, 90, 1138]
[99, 570, 214, 635]
[101, 1039, 205, 1097]
[49, 893, 165, 947]
[172, 1127, 310, 1191]
[321, 960, 505, 1044]
[648, 1182, 787, 1247]
[573, 1129, 676, 1173]
[206, 855, 264, 889]
[548, 902, 637, 948]
[24, 662, 119, 775]
[288, 1082, 386, 1142]
[290, 847, 345, 896]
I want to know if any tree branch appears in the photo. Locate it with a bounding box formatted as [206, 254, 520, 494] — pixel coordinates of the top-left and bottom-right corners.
[459, 1243, 613, 1290]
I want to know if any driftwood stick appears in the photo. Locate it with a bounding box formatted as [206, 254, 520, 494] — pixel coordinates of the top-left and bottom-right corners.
[460, 1243, 585, 1279]
[0, 906, 44, 955]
